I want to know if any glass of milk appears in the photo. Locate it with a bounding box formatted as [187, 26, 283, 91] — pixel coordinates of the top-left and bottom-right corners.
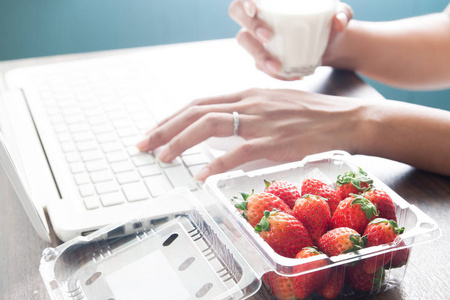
[256, 0, 338, 77]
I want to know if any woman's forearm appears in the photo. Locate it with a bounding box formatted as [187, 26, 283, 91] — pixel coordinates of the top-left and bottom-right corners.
[327, 9, 450, 90]
[358, 99, 450, 176]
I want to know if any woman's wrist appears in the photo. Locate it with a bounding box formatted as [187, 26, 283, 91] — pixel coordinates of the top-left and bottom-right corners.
[322, 20, 368, 72]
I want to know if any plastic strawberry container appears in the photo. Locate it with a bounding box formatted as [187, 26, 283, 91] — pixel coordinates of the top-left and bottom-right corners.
[39, 151, 441, 299]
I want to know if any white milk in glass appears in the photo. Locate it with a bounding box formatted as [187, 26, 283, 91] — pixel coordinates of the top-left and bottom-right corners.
[256, 0, 338, 77]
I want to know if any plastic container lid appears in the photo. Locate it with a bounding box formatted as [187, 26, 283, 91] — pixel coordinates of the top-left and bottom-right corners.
[40, 151, 441, 299]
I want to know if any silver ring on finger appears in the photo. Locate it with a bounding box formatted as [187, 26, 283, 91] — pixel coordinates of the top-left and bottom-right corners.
[233, 111, 240, 136]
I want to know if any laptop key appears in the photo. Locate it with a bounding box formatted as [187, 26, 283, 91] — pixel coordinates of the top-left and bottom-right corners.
[144, 175, 172, 197]
[132, 154, 155, 166]
[79, 184, 96, 197]
[76, 140, 99, 152]
[122, 181, 151, 202]
[69, 162, 85, 174]
[95, 181, 120, 194]
[81, 149, 103, 162]
[181, 153, 210, 166]
[101, 141, 123, 153]
[65, 152, 81, 163]
[72, 132, 95, 142]
[83, 196, 100, 210]
[90, 170, 114, 183]
[111, 160, 134, 173]
[163, 165, 197, 191]
[74, 173, 91, 185]
[187, 164, 208, 178]
[85, 159, 108, 172]
[138, 164, 161, 177]
[116, 171, 140, 184]
[100, 191, 126, 207]
[61, 141, 76, 152]
[105, 151, 129, 163]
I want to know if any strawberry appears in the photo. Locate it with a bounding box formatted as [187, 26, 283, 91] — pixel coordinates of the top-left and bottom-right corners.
[263, 272, 296, 300]
[301, 177, 341, 215]
[292, 247, 328, 299]
[336, 168, 373, 200]
[330, 195, 379, 234]
[234, 192, 292, 227]
[363, 189, 397, 222]
[255, 210, 314, 258]
[292, 194, 331, 245]
[264, 180, 301, 209]
[318, 227, 367, 257]
[346, 263, 385, 292]
[315, 266, 345, 299]
[389, 240, 410, 268]
[362, 218, 405, 274]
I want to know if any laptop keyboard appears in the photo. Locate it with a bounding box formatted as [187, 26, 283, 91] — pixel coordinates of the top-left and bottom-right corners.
[32, 63, 211, 210]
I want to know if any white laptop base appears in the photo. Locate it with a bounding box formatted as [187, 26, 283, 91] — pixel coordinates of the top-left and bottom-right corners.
[0, 39, 336, 242]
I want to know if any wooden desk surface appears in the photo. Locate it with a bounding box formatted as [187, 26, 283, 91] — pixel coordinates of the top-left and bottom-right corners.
[1, 40, 449, 300]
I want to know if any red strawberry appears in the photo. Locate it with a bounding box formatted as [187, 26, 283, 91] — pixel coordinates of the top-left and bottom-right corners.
[255, 210, 314, 258]
[362, 218, 405, 274]
[301, 177, 341, 215]
[264, 180, 300, 209]
[363, 189, 397, 222]
[318, 227, 367, 257]
[292, 194, 331, 245]
[346, 263, 385, 292]
[315, 266, 345, 299]
[292, 247, 328, 299]
[330, 195, 379, 234]
[235, 192, 292, 227]
[336, 168, 373, 200]
[389, 240, 410, 268]
[263, 272, 296, 300]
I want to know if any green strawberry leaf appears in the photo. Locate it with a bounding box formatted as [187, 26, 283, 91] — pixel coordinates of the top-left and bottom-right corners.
[238, 189, 254, 201]
[337, 167, 373, 190]
[343, 234, 367, 254]
[373, 266, 385, 289]
[389, 219, 405, 235]
[235, 201, 247, 211]
[351, 195, 379, 219]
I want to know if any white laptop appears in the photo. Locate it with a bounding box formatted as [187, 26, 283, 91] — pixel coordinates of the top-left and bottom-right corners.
[0, 39, 336, 242]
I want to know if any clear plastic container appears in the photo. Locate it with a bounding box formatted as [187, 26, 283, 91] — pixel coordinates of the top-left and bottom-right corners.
[40, 151, 441, 299]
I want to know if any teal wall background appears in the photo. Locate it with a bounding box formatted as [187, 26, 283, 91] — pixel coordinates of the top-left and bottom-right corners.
[0, 0, 448, 109]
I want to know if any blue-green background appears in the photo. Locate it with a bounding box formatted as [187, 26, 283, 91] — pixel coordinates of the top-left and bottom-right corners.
[0, 0, 448, 109]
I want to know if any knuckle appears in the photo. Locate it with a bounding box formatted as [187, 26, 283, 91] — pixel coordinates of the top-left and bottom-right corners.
[211, 156, 228, 173]
[236, 30, 249, 44]
[184, 106, 203, 123]
[254, 46, 270, 62]
[243, 87, 262, 97]
[239, 142, 258, 157]
[165, 138, 181, 155]
[201, 112, 221, 129]
[149, 128, 165, 143]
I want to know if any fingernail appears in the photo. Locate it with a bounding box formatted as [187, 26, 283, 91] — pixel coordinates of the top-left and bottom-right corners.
[194, 166, 210, 182]
[256, 27, 271, 43]
[265, 60, 280, 74]
[157, 148, 170, 162]
[243, 0, 256, 18]
[136, 139, 149, 151]
[336, 12, 348, 28]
